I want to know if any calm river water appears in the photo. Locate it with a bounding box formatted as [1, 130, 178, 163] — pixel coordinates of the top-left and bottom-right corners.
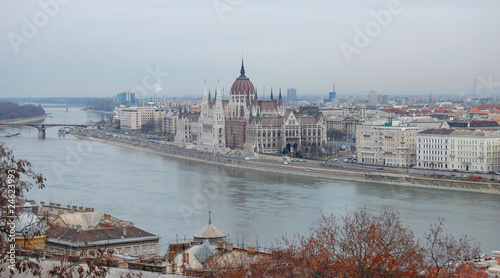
[1, 107, 499, 254]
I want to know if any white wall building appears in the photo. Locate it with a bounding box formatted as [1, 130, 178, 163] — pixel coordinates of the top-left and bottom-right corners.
[357, 125, 419, 167]
[119, 106, 165, 131]
[449, 130, 500, 173]
[416, 129, 500, 173]
[416, 129, 454, 170]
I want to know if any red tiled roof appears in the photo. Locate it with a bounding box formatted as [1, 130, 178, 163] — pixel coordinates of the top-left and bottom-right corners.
[298, 117, 318, 124]
[435, 109, 454, 113]
[471, 107, 492, 113]
[477, 104, 500, 110]
[259, 117, 284, 126]
[259, 101, 277, 111]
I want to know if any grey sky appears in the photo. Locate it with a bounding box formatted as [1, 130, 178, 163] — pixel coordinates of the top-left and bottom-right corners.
[1, 0, 499, 98]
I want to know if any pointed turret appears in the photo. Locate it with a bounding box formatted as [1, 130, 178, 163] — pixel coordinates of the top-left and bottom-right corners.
[216, 80, 221, 102]
[240, 57, 245, 76]
[270, 88, 274, 100]
[278, 87, 283, 106]
[202, 81, 208, 104]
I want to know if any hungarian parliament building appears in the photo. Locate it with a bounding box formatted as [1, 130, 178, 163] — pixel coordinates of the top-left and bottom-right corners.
[174, 60, 327, 155]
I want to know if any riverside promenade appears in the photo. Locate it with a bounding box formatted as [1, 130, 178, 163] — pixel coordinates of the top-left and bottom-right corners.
[72, 129, 500, 195]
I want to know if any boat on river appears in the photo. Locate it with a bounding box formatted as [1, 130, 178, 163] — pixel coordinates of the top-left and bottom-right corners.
[5, 133, 20, 137]
[58, 127, 73, 135]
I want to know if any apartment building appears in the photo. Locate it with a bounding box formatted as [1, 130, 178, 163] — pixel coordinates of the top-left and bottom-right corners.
[416, 129, 500, 173]
[357, 125, 419, 167]
[416, 129, 454, 170]
[449, 130, 500, 173]
[119, 106, 165, 131]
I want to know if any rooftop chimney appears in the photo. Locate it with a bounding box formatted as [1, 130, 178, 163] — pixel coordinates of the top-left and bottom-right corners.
[247, 246, 256, 256]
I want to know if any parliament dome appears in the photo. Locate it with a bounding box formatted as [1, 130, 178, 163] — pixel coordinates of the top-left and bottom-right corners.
[230, 59, 256, 96]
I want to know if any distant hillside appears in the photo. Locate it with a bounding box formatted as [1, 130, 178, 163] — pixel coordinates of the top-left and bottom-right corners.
[0, 102, 46, 120]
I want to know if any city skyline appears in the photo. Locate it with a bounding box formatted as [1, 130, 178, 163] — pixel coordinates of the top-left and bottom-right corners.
[1, 1, 499, 98]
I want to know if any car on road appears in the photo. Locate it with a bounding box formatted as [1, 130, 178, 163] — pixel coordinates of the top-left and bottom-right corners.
[377, 167, 383, 170]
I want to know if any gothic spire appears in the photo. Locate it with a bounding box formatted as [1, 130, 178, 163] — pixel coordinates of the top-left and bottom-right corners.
[270, 88, 274, 100]
[278, 87, 283, 106]
[240, 55, 245, 76]
[208, 207, 212, 225]
[216, 80, 221, 101]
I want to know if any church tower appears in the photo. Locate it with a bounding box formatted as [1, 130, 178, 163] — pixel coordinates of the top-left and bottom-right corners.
[213, 81, 226, 148]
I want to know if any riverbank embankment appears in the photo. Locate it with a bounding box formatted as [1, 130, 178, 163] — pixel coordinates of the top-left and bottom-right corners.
[0, 113, 51, 124]
[72, 130, 500, 195]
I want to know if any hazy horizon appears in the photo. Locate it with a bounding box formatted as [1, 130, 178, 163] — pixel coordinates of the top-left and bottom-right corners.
[1, 1, 499, 99]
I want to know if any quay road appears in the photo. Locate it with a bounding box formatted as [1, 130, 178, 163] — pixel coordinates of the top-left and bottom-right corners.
[72, 128, 500, 186]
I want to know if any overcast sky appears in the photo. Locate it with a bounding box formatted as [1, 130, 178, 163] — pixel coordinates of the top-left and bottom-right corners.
[1, 0, 499, 99]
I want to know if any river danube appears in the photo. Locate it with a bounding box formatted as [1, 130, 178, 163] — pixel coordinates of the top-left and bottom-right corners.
[1, 107, 499, 254]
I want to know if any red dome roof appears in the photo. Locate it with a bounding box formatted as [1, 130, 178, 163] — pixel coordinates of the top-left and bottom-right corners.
[230, 60, 255, 96]
[231, 76, 255, 96]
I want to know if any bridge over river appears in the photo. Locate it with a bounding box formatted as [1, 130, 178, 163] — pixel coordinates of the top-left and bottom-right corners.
[0, 123, 97, 138]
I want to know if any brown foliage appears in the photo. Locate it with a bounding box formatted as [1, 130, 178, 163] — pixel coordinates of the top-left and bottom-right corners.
[423, 218, 485, 278]
[204, 208, 485, 278]
[295, 208, 425, 278]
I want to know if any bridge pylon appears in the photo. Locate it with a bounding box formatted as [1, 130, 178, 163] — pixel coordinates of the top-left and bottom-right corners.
[37, 126, 46, 139]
